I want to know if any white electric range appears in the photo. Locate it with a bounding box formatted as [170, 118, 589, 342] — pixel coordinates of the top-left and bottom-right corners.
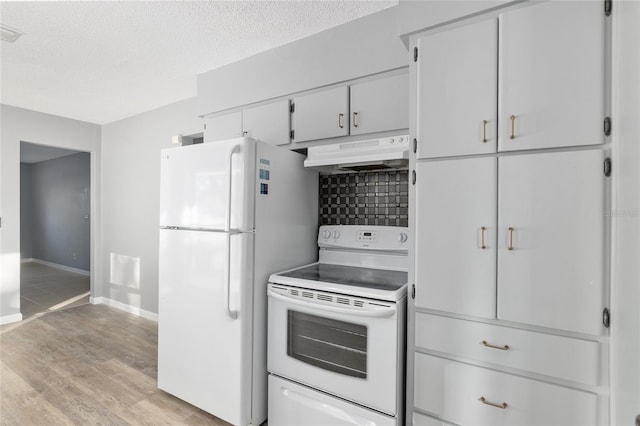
[267, 225, 408, 426]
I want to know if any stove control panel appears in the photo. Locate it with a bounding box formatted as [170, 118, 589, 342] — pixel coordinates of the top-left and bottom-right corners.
[318, 225, 409, 251]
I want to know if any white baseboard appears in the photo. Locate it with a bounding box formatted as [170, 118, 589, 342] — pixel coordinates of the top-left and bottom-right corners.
[90, 297, 158, 322]
[21, 258, 34, 263]
[27, 258, 90, 276]
[0, 313, 23, 325]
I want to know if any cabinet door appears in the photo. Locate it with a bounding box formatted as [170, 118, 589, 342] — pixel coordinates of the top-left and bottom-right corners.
[350, 74, 409, 136]
[415, 157, 497, 318]
[498, 1, 605, 151]
[243, 100, 291, 146]
[293, 86, 349, 143]
[416, 19, 498, 159]
[203, 111, 243, 143]
[498, 150, 605, 335]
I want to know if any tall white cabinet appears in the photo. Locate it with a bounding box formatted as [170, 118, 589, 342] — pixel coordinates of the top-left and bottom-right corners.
[409, 2, 610, 425]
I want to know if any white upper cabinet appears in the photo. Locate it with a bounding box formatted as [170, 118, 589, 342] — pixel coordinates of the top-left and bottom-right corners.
[350, 73, 409, 136]
[497, 150, 606, 335]
[498, 1, 605, 151]
[242, 100, 291, 146]
[414, 1, 605, 157]
[416, 19, 498, 158]
[293, 74, 409, 143]
[415, 157, 497, 318]
[204, 111, 243, 143]
[293, 86, 350, 142]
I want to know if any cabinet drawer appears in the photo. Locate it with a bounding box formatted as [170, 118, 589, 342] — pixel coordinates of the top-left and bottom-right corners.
[414, 354, 598, 426]
[415, 313, 600, 386]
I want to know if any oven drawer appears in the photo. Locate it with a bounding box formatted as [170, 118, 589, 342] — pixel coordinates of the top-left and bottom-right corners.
[414, 354, 598, 426]
[269, 375, 397, 426]
[415, 313, 600, 385]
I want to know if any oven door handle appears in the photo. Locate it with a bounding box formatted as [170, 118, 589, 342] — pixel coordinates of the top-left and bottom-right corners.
[267, 288, 396, 318]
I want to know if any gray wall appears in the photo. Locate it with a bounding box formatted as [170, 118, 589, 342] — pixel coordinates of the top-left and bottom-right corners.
[26, 153, 91, 271]
[101, 98, 201, 315]
[20, 163, 33, 259]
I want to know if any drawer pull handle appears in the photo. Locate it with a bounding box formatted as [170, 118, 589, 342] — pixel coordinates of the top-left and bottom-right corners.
[338, 113, 344, 129]
[482, 340, 510, 351]
[510, 115, 516, 139]
[480, 396, 508, 410]
[480, 226, 487, 249]
[507, 226, 514, 251]
[482, 119, 488, 143]
[353, 112, 359, 128]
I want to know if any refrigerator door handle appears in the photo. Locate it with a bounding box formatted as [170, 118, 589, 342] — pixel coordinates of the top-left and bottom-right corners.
[225, 144, 242, 232]
[224, 233, 238, 320]
[224, 145, 242, 320]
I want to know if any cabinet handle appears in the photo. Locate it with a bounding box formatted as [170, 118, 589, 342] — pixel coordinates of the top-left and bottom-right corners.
[482, 120, 488, 143]
[507, 227, 514, 250]
[353, 112, 359, 128]
[482, 340, 510, 351]
[338, 113, 344, 129]
[510, 115, 516, 139]
[480, 396, 508, 410]
[480, 226, 487, 249]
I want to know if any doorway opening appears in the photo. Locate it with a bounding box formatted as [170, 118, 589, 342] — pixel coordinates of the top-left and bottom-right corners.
[19, 142, 91, 319]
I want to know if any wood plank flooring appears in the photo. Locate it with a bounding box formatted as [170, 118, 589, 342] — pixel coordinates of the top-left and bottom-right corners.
[0, 304, 231, 425]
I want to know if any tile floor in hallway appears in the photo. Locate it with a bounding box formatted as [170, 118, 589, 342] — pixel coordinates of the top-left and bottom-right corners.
[20, 262, 91, 319]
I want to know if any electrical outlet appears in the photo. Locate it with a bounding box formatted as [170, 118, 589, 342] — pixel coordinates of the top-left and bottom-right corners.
[72, 253, 77, 260]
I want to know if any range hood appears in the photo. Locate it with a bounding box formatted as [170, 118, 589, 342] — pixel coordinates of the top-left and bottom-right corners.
[304, 135, 409, 173]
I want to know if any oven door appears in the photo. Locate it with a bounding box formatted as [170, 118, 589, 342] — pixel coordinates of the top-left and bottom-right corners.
[267, 283, 402, 416]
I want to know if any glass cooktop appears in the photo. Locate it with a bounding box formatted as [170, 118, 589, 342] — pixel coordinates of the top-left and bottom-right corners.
[278, 263, 407, 292]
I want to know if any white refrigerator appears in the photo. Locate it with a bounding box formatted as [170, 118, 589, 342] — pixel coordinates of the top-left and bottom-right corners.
[157, 137, 318, 426]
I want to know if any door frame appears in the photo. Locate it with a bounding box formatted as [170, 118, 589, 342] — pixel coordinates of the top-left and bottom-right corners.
[18, 141, 98, 318]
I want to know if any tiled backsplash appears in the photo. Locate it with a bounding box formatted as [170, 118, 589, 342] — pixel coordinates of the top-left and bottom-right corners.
[319, 171, 409, 227]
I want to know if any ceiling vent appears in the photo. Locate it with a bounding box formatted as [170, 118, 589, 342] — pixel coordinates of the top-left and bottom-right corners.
[1, 24, 23, 43]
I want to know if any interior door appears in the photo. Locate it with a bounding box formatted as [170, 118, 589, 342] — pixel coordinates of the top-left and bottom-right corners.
[349, 73, 409, 136]
[498, 1, 605, 151]
[498, 150, 606, 335]
[416, 18, 497, 158]
[159, 137, 255, 231]
[415, 157, 497, 318]
[158, 228, 254, 426]
[293, 86, 349, 142]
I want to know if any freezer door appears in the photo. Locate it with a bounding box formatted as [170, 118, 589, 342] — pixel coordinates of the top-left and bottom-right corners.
[159, 137, 256, 231]
[158, 228, 255, 426]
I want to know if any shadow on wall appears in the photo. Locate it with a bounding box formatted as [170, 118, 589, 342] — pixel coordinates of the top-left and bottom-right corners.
[109, 253, 141, 307]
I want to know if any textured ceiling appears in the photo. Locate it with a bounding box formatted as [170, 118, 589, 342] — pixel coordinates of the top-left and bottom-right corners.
[0, 1, 396, 125]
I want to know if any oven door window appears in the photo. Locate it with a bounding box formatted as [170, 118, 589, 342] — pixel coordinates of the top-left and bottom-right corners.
[287, 310, 367, 379]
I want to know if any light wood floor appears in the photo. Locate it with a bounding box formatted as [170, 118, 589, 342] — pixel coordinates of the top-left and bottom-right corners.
[20, 262, 90, 319]
[0, 304, 231, 425]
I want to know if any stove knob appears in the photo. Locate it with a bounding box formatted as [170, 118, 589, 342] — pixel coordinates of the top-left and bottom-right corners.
[333, 230, 341, 239]
[398, 232, 408, 243]
[322, 229, 332, 239]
